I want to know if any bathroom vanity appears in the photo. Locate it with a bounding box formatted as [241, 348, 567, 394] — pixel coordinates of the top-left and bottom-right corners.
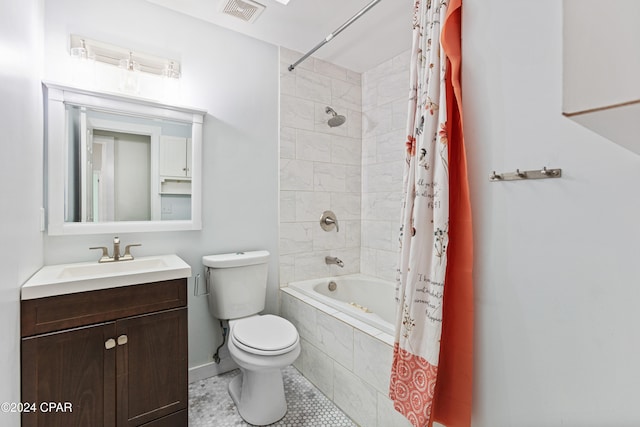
[20, 255, 190, 427]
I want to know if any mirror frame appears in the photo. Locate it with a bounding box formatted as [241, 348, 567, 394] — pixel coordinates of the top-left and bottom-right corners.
[43, 82, 207, 235]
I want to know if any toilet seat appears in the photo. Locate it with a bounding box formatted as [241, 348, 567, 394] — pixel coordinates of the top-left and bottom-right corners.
[231, 315, 299, 356]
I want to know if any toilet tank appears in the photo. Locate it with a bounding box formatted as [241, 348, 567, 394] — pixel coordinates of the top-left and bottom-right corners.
[202, 250, 269, 320]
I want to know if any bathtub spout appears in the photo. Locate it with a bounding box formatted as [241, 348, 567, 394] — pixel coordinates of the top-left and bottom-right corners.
[325, 256, 344, 268]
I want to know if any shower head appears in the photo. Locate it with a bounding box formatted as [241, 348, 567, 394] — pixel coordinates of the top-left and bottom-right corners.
[325, 106, 346, 128]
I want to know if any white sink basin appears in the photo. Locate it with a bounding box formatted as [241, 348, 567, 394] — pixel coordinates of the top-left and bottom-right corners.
[21, 254, 191, 300]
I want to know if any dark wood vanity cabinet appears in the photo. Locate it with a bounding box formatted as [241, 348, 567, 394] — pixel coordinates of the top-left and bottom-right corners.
[21, 278, 188, 427]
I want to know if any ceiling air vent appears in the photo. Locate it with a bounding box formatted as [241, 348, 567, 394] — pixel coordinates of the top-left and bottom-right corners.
[221, 0, 266, 23]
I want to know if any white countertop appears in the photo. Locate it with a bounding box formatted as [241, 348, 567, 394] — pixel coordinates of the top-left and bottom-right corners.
[21, 254, 192, 300]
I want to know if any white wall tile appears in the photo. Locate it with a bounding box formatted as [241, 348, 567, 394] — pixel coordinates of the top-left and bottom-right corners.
[362, 80, 378, 113]
[280, 159, 314, 191]
[280, 126, 296, 159]
[392, 97, 409, 130]
[330, 135, 361, 165]
[280, 190, 296, 222]
[378, 71, 410, 106]
[301, 339, 334, 399]
[314, 163, 346, 192]
[362, 220, 394, 251]
[293, 251, 334, 280]
[332, 79, 362, 111]
[353, 330, 394, 394]
[314, 58, 348, 81]
[343, 220, 361, 248]
[375, 249, 398, 282]
[333, 363, 378, 427]
[376, 129, 406, 163]
[295, 191, 330, 222]
[360, 246, 377, 276]
[313, 225, 346, 251]
[278, 254, 295, 286]
[363, 102, 394, 138]
[365, 57, 394, 83]
[296, 129, 331, 162]
[281, 94, 315, 130]
[316, 311, 354, 370]
[296, 70, 332, 104]
[362, 161, 403, 193]
[345, 165, 361, 193]
[346, 109, 363, 139]
[391, 49, 412, 74]
[346, 69, 361, 86]
[362, 191, 402, 221]
[331, 192, 361, 220]
[281, 294, 317, 344]
[362, 136, 377, 166]
[280, 63, 296, 96]
[280, 222, 313, 254]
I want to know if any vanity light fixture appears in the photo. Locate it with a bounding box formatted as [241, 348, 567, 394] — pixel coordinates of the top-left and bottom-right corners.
[69, 34, 181, 79]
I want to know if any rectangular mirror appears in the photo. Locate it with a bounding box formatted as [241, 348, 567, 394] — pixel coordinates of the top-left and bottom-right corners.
[44, 82, 206, 235]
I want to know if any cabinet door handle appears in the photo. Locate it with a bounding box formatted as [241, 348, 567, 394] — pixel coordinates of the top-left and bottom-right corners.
[105, 338, 116, 350]
[117, 335, 128, 346]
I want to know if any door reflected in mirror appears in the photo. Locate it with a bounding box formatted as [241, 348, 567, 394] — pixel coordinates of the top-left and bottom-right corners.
[65, 105, 192, 223]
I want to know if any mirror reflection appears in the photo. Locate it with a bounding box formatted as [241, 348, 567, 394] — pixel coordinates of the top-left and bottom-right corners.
[65, 105, 192, 223]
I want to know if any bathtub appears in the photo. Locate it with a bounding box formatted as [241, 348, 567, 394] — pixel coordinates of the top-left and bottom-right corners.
[287, 274, 396, 335]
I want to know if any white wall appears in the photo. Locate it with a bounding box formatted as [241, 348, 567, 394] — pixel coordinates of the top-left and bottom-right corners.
[0, 1, 45, 425]
[464, 1, 640, 425]
[41, 0, 280, 373]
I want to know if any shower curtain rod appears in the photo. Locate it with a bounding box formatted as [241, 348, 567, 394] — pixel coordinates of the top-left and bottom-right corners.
[287, 0, 383, 71]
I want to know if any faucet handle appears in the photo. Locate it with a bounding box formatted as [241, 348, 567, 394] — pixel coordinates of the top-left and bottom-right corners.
[320, 210, 339, 232]
[121, 244, 142, 261]
[90, 246, 112, 262]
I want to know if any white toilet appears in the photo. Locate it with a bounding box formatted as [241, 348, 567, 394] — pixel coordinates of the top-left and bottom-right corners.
[202, 250, 300, 426]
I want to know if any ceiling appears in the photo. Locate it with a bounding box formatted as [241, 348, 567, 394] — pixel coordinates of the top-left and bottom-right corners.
[145, 0, 413, 73]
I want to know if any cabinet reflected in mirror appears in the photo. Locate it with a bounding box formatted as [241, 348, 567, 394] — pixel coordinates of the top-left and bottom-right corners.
[45, 82, 206, 235]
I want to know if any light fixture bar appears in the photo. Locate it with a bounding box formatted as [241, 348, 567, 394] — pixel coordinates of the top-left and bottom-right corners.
[69, 34, 181, 78]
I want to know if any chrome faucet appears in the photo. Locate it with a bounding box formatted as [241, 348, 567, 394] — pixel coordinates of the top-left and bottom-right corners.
[325, 256, 344, 268]
[90, 237, 141, 263]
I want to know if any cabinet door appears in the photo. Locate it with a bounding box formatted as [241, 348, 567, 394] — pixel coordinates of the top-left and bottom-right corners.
[116, 308, 187, 427]
[21, 322, 117, 427]
[159, 136, 189, 177]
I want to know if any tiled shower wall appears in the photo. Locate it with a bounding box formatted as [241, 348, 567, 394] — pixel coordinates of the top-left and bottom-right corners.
[279, 47, 363, 284]
[279, 47, 410, 285]
[360, 50, 411, 282]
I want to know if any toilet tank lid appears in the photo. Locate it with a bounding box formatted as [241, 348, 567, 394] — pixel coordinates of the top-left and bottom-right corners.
[203, 250, 270, 268]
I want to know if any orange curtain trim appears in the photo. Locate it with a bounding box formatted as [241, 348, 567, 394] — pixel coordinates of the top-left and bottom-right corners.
[434, 0, 475, 426]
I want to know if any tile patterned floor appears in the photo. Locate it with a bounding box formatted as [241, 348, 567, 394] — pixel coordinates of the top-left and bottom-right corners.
[189, 366, 357, 427]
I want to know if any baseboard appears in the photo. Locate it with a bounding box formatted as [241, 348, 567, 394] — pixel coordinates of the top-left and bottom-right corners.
[188, 356, 238, 383]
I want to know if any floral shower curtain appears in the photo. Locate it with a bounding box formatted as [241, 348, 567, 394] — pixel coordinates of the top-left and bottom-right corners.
[389, 0, 473, 426]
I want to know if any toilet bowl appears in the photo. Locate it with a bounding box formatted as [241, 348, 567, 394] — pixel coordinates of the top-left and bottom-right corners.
[202, 251, 300, 425]
[226, 314, 300, 425]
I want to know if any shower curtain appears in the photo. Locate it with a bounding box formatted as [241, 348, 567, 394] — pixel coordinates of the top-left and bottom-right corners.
[389, 0, 473, 426]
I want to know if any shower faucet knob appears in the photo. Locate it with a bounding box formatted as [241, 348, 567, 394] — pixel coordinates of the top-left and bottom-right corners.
[320, 210, 339, 232]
